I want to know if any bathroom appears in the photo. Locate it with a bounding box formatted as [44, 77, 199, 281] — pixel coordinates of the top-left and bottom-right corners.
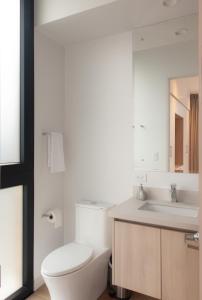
[0, 0, 201, 299]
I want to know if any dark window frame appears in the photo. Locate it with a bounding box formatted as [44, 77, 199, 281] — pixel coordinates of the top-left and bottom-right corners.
[1, 0, 34, 299]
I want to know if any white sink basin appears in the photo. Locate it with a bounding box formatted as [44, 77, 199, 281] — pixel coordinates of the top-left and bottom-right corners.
[139, 203, 198, 218]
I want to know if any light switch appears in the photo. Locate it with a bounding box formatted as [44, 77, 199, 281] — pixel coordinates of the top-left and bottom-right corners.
[153, 152, 159, 162]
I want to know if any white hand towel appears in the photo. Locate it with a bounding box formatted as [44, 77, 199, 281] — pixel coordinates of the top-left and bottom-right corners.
[47, 132, 66, 173]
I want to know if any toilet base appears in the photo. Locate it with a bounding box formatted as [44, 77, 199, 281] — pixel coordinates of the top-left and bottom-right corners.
[42, 247, 110, 300]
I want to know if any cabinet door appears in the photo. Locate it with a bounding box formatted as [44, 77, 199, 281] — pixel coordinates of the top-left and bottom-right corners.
[114, 221, 161, 299]
[161, 229, 199, 300]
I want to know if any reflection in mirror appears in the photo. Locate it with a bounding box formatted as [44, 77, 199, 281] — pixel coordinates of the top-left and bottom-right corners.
[169, 76, 199, 173]
[133, 14, 198, 174]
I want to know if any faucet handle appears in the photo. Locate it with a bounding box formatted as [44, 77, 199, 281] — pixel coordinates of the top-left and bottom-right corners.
[170, 184, 177, 202]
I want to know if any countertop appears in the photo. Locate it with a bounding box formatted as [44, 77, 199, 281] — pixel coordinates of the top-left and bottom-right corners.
[108, 198, 199, 232]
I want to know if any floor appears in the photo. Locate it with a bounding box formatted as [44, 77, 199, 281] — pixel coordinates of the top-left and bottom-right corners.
[27, 285, 155, 300]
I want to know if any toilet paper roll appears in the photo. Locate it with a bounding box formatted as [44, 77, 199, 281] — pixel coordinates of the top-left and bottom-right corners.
[46, 209, 63, 229]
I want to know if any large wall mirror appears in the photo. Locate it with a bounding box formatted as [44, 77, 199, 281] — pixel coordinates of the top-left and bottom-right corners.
[133, 14, 198, 174]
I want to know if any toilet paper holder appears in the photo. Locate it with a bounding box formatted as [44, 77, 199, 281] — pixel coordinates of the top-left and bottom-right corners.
[42, 212, 54, 220]
[41, 209, 63, 228]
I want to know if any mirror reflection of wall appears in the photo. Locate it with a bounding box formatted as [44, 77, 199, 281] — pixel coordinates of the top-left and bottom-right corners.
[169, 76, 199, 173]
[133, 14, 198, 174]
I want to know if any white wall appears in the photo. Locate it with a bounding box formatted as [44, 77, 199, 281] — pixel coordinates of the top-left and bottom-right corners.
[134, 170, 198, 191]
[35, 0, 117, 26]
[34, 31, 65, 288]
[64, 32, 134, 242]
[134, 41, 198, 172]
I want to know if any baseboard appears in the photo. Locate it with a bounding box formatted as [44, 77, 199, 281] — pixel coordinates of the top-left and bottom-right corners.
[34, 275, 44, 291]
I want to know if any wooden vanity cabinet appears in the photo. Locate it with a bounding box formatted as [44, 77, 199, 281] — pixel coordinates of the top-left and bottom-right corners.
[113, 221, 199, 300]
[161, 229, 199, 300]
[113, 221, 161, 299]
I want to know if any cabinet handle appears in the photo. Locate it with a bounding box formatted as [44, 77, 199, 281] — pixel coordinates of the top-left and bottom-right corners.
[185, 232, 199, 250]
[185, 232, 199, 242]
[187, 244, 199, 250]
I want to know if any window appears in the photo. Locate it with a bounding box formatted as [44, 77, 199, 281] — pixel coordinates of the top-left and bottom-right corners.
[0, 1, 20, 163]
[0, 1, 34, 299]
[0, 187, 23, 299]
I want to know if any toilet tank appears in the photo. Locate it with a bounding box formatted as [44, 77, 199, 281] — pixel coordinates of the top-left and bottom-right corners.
[75, 200, 113, 249]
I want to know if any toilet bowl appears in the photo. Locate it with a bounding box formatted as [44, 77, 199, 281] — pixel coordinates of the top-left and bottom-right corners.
[41, 200, 113, 300]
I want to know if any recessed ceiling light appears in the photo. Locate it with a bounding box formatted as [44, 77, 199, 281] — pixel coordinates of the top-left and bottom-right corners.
[163, 0, 179, 7]
[175, 28, 188, 36]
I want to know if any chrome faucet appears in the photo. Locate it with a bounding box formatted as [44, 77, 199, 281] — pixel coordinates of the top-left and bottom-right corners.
[170, 184, 177, 202]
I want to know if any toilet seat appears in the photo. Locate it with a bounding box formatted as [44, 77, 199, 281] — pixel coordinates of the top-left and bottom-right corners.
[41, 242, 93, 277]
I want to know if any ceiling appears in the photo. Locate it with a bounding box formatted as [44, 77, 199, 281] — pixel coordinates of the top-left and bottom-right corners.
[38, 0, 198, 46]
[133, 14, 198, 51]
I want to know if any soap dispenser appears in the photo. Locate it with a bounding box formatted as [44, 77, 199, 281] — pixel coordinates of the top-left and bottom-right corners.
[136, 184, 146, 201]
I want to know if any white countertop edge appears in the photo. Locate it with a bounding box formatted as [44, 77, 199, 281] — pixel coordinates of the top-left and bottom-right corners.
[108, 198, 199, 232]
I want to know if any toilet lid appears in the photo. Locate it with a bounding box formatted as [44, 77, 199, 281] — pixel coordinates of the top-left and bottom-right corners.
[41, 242, 93, 277]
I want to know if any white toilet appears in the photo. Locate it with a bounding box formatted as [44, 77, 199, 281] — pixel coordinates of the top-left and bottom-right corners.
[41, 200, 113, 300]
